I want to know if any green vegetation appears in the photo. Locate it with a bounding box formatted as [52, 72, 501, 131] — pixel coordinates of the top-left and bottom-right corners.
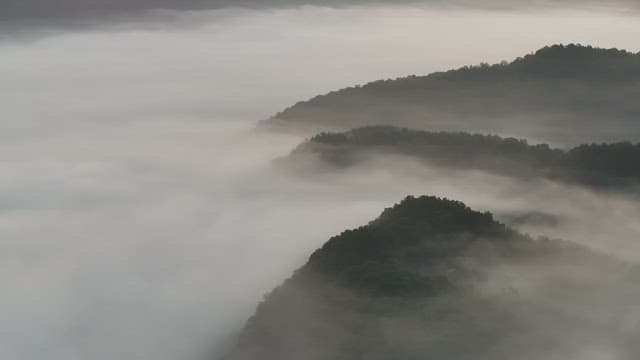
[222, 196, 634, 360]
[554, 142, 640, 186]
[266, 44, 640, 145]
[287, 126, 640, 189]
[224, 45, 640, 360]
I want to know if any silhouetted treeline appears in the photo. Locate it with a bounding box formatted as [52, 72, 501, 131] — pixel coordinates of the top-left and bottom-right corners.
[222, 196, 636, 360]
[553, 142, 640, 186]
[287, 126, 640, 189]
[265, 44, 640, 145]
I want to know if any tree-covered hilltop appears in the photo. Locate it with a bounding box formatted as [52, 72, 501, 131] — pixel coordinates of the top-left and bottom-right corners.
[222, 196, 638, 360]
[264, 44, 640, 145]
[284, 126, 640, 189]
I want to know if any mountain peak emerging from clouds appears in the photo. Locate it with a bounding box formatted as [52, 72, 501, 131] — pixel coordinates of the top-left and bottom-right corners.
[266, 44, 640, 145]
[284, 126, 640, 190]
[222, 195, 635, 360]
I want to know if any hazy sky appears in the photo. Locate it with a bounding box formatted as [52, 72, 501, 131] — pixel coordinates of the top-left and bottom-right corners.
[1, 0, 638, 22]
[2, 3, 640, 360]
[3, 6, 639, 127]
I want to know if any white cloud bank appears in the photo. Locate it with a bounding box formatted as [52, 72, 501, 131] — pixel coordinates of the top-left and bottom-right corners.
[1, 5, 640, 360]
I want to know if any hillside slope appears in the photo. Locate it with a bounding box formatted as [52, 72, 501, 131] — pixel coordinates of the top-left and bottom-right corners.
[284, 126, 640, 189]
[222, 196, 639, 360]
[266, 44, 640, 145]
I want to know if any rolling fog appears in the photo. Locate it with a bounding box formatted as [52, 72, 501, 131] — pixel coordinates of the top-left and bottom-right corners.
[2, 3, 640, 360]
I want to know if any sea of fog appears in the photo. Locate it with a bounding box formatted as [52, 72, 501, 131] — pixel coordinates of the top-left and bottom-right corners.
[2, 5, 640, 360]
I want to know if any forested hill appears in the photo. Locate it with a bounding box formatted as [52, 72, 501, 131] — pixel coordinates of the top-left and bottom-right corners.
[222, 196, 638, 360]
[265, 44, 640, 145]
[284, 126, 640, 189]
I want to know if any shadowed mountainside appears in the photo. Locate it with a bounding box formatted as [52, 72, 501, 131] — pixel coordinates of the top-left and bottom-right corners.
[222, 196, 640, 360]
[283, 126, 640, 190]
[265, 44, 640, 145]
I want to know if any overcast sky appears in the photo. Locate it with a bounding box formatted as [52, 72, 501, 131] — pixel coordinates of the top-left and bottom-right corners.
[2, 3, 640, 360]
[1, 0, 639, 37]
[2, 0, 638, 19]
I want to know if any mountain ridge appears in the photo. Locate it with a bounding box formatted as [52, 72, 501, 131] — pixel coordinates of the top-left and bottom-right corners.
[222, 196, 636, 360]
[282, 125, 640, 190]
[264, 44, 640, 145]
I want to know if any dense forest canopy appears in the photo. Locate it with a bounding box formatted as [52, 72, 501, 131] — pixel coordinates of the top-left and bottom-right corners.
[284, 126, 640, 189]
[265, 44, 640, 145]
[226, 44, 640, 360]
[222, 196, 639, 360]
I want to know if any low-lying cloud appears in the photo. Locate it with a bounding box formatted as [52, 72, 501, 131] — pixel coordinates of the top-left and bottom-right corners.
[2, 0, 639, 38]
[2, 0, 639, 20]
[3, 5, 640, 360]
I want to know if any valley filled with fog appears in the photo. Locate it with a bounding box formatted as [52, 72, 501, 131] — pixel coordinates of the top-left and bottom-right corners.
[2, 4, 640, 360]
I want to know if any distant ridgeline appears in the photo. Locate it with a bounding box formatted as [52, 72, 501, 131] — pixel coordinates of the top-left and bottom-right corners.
[264, 44, 640, 145]
[284, 126, 640, 190]
[222, 196, 639, 360]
